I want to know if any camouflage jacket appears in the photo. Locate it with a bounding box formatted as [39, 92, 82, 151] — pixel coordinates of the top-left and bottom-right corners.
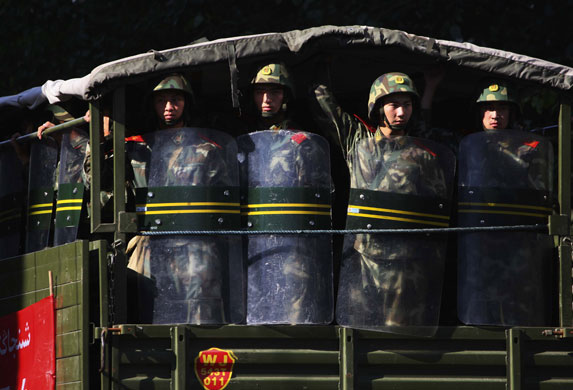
[312, 84, 460, 158]
[349, 136, 448, 197]
[126, 128, 233, 189]
[59, 129, 90, 189]
[460, 131, 553, 192]
[312, 84, 448, 196]
[312, 84, 375, 161]
[254, 117, 301, 132]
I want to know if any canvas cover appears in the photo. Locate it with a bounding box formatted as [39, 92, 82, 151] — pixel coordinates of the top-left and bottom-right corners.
[1, 26, 569, 109]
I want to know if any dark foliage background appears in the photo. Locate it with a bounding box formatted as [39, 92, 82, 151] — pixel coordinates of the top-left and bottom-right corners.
[1, 0, 572, 96]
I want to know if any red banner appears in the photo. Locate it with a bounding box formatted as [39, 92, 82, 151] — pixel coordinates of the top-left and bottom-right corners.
[0, 296, 55, 390]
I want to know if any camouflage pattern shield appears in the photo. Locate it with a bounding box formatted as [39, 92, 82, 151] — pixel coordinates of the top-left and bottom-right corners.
[25, 138, 58, 253]
[135, 127, 244, 325]
[336, 136, 455, 336]
[53, 130, 88, 246]
[238, 130, 334, 325]
[0, 147, 26, 259]
[458, 130, 554, 326]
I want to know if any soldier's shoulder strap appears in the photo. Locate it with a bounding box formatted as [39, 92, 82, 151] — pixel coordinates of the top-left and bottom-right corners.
[412, 139, 437, 157]
[353, 114, 376, 133]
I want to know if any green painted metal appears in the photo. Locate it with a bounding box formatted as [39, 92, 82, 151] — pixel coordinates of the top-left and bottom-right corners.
[0, 242, 91, 390]
[27, 187, 55, 231]
[113, 87, 126, 243]
[118, 211, 138, 233]
[172, 325, 189, 390]
[339, 327, 354, 390]
[135, 186, 241, 231]
[97, 323, 573, 389]
[55, 183, 85, 228]
[244, 187, 331, 230]
[89, 101, 104, 233]
[0, 117, 86, 148]
[95, 325, 563, 389]
[507, 328, 522, 390]
[106, 87, 128, 326]
[559, 242, 573, 327]
[557, 101, 573, 327]
[558, 102, 571, 223]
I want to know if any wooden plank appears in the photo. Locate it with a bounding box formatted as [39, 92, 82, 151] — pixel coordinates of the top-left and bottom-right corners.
[0, 281, 79, 316]
[56, 330, 81, 359]
[0, 291, 49, 315]
[0, 253, 37, 272]
[53, 282, 80, 310]
[0, 252, 82, 297]
[56, 355, 82, 384]
[56, 305, 80, 334]
[56, 382, 82, 390]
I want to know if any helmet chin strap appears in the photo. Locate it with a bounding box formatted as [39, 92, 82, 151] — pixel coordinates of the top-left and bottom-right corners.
[382, 113, 407, 133]
[260, 102, 287, 120]
[261, 111, 276, 119]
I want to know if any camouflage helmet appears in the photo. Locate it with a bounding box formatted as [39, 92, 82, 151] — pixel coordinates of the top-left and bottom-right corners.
[367, 72, 419, 122]
[251, 63, 294, 94]
[46, 104, 74, 123]
[476, 80, 517, 104]
[153, 73, 193, 97]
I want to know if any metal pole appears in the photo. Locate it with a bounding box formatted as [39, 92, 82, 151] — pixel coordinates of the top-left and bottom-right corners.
[0, 117, 86, 147]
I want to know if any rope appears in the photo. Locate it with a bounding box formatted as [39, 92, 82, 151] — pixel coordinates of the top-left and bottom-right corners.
[139, 224, 547, 236]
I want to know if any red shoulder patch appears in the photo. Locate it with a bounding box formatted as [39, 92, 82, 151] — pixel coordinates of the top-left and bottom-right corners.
[199, 134, 222, 149]
[291, 133, 308, 144]
[353, 114, 377, 133]
[413, 139, 437, 157]
[524, 140, 539, 149]
[125, 135, 145, 143]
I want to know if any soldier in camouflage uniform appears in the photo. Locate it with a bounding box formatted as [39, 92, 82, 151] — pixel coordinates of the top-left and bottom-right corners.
[475, 80, 520, 131]
[238, 130, 334, 324]
[458, 130, 554, 326]
[127, 73, 195, 273]
[126, 74, 240, 324]
[312, 73, 452, 332]
[36, 104, 90, 186]
[34, 104, 91, 246]
[247, 62, 300, 131]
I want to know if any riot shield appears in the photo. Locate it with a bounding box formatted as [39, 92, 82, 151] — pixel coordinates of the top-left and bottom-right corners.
[458, 130, 554, 326]
[336, 136, 455, 336]
[25, 138, 58, 253]
[0, 147, 26, 259]
[238, 130, 334, 325]
[53, 130, 89, 246]
[133, 127, 244, 325]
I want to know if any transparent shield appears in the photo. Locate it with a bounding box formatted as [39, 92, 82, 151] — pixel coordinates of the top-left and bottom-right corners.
[337, 136, 455, 336]
[53, 130, 88, 246]
[134, 127, 245, 325]
[238, 130, 334, 324]
[458, 130, 554, 326]
[25, 138, 58, 253]
[0, 147, 26, 259]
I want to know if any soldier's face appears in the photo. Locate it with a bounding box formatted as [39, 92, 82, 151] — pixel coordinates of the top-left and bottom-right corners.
[480, 102, 510, 130]
[153, 90, 185, 128]
[253, 84, 284, 114]
[380, 93, 413, 137]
